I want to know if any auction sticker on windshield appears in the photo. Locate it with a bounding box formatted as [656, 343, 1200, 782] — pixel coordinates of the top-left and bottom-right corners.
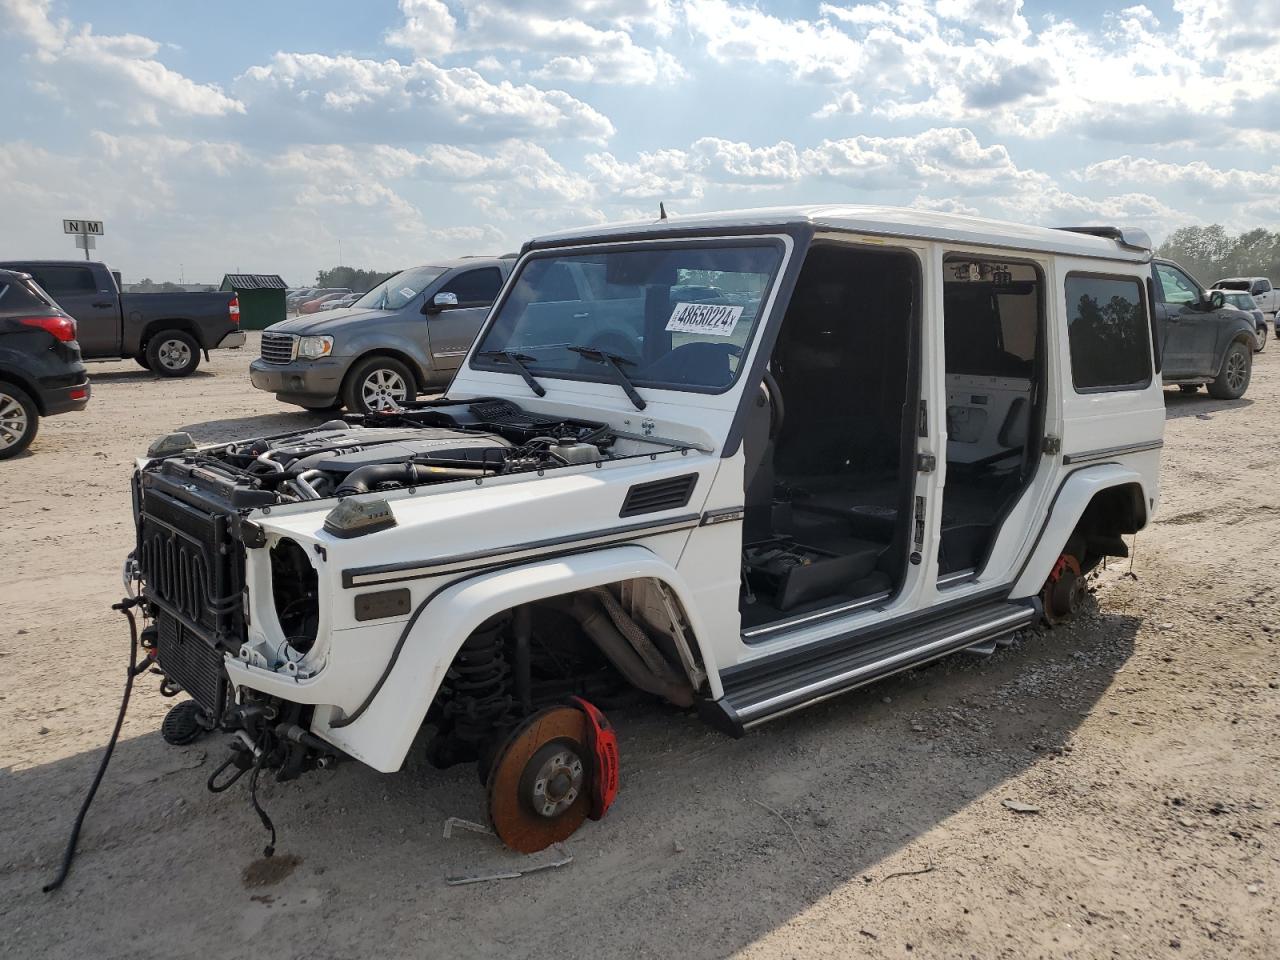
[400, 287, 417, 299]
[665, 302, 744, 336]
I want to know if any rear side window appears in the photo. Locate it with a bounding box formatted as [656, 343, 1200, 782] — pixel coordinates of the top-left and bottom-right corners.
[1065, 274, 1152, 392]
[439, 267, 503, 305]
[0, 277, 55, 309]
[28, 266, 98, 295]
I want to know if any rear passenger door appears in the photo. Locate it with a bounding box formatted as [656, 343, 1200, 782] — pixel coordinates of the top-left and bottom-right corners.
[24, 264, 120, 357]
[424, 267, 504, 377]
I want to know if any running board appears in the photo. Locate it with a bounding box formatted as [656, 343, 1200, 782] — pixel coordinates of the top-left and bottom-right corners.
[700, 599, 1037, 737]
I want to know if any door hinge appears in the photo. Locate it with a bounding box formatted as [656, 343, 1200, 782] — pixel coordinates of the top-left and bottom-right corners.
[1042, 436, 1062, 455]
[916, 452, 937, 473]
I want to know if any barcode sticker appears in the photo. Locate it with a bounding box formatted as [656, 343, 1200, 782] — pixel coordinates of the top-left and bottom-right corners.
[665, 302, 744, 336]
[400, 287, 416, 298]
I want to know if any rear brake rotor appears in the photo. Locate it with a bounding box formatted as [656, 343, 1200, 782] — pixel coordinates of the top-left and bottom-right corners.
[486, 705, 591, 853]
[1042, 553, 1085, 625]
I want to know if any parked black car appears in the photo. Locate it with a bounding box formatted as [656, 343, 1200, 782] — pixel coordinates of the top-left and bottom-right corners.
[0, 260, 245, 377]
[0, 268, 90, 458]
[1152, 257, 1257, 400]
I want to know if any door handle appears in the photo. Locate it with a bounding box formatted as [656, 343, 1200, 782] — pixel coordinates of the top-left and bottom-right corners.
[92, 301, 112, 308]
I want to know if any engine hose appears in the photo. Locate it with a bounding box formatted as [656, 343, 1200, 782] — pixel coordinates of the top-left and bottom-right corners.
[43, 599, 150, 893]
[334, 461, 488, 496]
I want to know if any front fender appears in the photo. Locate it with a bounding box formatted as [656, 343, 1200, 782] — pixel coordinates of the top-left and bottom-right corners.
[1011, 464, 1152, 599]
[310, 544, 713, 773]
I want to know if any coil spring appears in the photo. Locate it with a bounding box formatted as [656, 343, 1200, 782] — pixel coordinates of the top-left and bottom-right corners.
[443, 618, 515, 742]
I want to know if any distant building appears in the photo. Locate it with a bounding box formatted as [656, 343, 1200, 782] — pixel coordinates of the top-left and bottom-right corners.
[220, 274, 287, 330]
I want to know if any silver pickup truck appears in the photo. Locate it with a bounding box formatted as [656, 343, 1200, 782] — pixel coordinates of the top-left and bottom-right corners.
[250, 257, 512, 414]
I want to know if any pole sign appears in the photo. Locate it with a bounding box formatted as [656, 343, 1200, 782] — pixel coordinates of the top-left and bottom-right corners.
[63, 219, 104, 236]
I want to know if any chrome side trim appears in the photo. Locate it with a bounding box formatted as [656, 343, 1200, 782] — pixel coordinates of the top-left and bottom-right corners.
[740, 606, 1035, 727]
[1062, 439, 1163, 465]
[741, 591, 890, 641]
[342, 513, 701, 587]
[937, 569, 976, 588]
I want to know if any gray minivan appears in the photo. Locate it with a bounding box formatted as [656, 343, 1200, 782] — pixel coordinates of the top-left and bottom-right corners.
[250, 257, 512, 413]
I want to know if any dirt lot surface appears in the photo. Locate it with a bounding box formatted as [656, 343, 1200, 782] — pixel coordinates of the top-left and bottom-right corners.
[2, 334, 1277, 959]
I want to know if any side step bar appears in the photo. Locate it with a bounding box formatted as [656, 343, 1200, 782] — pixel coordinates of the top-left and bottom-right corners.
[700, 599, 1038, 737]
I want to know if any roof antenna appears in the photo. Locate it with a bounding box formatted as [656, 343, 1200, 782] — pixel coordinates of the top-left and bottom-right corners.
[659, 202, 668, 221]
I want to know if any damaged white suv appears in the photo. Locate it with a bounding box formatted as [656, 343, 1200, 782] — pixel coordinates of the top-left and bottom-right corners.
[127, 206, 1164, 851]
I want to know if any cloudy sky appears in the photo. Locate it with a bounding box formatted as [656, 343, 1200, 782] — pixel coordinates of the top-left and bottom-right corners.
[1, 0, 1276, 284]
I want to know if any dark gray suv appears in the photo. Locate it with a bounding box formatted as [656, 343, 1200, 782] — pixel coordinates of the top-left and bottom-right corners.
[250, 257, 512, 413]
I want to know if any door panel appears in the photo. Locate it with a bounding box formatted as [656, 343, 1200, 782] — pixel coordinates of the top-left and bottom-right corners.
[26, 265, 119, 357]
[426, 306, 488, 377]
[1153, 263, 1214, 376]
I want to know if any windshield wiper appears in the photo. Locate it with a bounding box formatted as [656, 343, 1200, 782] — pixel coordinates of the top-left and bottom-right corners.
[568, 345, 646, 410]
[477, 350, 546, 397]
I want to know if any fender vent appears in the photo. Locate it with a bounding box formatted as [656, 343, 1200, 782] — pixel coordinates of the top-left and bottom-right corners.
[620, 473, 697, 517]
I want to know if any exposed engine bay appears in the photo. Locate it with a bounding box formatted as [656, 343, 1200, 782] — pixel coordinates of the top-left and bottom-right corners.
[154, 397, 624, 508]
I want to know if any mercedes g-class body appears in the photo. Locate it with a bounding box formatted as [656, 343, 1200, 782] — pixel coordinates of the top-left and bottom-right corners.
[127, 206, 1163, 849]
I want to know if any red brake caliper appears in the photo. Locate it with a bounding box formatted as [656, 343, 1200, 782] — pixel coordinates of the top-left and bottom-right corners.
[569, 696, 619, 820]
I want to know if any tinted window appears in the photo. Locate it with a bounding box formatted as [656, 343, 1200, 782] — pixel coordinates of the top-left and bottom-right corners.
[440, 267, 503, 305]
[1065, 275, 1151, 392]
[0, 277, 55, 310]
[29, 266, 98, 295]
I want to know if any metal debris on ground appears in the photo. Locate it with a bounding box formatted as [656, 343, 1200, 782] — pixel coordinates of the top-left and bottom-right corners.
[444, 844, 574, 886]
[442, 816, 493, 839]
[1002, 799, 1041, 814]
[752, 798, 808, 855]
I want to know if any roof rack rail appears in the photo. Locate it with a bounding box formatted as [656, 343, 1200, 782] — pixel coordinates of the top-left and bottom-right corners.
[1055, 225, 1153, 252]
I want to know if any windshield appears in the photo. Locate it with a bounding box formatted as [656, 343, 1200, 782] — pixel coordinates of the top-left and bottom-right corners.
[353, 266, 445, 311]
[471, 241, 783, 393]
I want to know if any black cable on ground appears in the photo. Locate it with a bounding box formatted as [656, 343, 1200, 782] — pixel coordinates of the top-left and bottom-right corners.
[247, 730, 277, 858]
[42, 599, 145, 894]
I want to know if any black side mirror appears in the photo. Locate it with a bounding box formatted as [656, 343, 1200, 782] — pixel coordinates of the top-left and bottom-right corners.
[1207, 290, 1225, 311]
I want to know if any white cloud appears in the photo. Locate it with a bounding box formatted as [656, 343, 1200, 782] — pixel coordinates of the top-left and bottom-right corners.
[385, 0, 681, 85]
[236, 53, 615, 142]
[385, 0, 457, 58]
[1080, 156, 1280, 198]
[2, 0, 244, 122]
[687, 0, 1279, 145]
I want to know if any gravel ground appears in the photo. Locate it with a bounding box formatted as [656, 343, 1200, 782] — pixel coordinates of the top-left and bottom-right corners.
[1, 334, 1277, 959]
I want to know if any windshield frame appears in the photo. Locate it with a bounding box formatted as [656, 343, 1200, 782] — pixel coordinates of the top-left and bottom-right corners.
[466, 235, 789, 397]
[352, 266, 447, 311]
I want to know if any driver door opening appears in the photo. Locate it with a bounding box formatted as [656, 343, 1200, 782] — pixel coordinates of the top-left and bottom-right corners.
[739, 242, 920, 632]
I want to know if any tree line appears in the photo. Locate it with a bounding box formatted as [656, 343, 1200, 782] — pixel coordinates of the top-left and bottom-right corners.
[1156, 226, 1280, 286]
[314, 266, 396, 292]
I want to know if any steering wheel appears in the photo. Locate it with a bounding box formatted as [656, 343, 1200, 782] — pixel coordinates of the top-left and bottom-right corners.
[761, 367, 785, 439]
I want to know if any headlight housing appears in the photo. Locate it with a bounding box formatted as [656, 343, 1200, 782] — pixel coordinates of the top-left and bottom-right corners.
[297, 335, 334, 360]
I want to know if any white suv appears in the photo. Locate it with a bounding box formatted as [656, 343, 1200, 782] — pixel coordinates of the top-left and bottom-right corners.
[128, 206, 1164, 852]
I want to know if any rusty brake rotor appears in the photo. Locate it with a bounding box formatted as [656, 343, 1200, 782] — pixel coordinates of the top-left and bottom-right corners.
[486, 705, 591, 854]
